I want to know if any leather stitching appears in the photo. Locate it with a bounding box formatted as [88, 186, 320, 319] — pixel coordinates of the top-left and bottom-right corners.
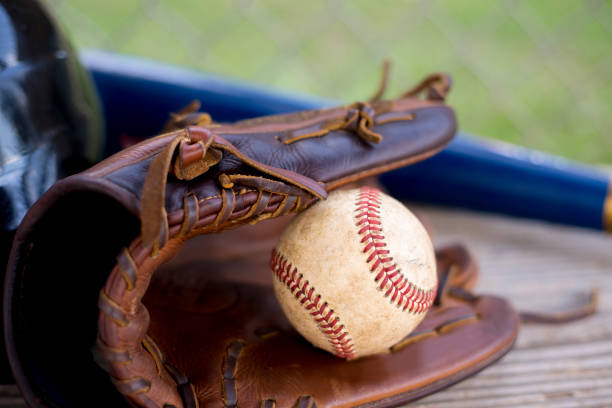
[164, 362, 199, 408]
[117, 248, 137, 291]
[375, 112, 416, 125]
[271, 194, 289, 218]
[270, 249, 356, 359]
[111, 377, 152, 396]
[295, 395, 317, 408]
[259, 399, 276, 408]
[142, 336, 164, 376]
[179, 194, 199, 236]
[99, 243, 197, 408]
[98, 289, 129, 327]
[355, 187, 436, 313]
[281, 102, 411, 145]
[96, 338, 131, 364]
[222, 341, 244, 408]
[390, 314, 479, 352]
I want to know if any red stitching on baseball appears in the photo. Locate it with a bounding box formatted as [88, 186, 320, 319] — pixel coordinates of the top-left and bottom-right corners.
[270, 249, 356, 359]
[355, 187, 436, 313]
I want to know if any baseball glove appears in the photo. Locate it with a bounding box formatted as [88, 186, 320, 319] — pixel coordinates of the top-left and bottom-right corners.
[4, 73, 519, 407]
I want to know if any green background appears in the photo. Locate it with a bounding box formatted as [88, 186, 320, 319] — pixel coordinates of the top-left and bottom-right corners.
[45, 0, 612, 163]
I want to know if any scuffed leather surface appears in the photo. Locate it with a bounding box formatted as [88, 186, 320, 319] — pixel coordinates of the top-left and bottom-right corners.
[85, 97, 454, 217]
[4, 89, 462, 407]
[220, 105, 455, 186]
[145, 218, 518, 407]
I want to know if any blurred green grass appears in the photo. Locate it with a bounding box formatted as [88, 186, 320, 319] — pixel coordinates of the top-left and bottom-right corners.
[46, 0, 612, 163]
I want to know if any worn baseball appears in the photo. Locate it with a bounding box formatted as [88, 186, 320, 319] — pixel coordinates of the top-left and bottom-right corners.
[270, 187, 437, 360]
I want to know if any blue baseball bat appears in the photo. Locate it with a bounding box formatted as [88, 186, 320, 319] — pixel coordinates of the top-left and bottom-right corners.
[81, 50, 612, 232]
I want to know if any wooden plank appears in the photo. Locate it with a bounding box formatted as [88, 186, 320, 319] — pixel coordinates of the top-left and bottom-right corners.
[411, 205, 612, 407]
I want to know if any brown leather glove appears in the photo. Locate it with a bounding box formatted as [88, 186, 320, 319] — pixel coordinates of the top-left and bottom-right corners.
[4, 74, 518, 408]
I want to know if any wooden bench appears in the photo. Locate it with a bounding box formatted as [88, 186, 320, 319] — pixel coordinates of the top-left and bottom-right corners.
[3, 205, 610, 407]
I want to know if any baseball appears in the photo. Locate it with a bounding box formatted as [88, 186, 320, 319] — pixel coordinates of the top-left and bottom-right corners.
[270, 187, 437, 360]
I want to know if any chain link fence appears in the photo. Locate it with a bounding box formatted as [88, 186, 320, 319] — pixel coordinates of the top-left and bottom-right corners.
[45, 0, 612, 164]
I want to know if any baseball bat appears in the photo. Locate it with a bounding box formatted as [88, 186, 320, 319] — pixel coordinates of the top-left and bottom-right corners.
[82, 50, 611, 232]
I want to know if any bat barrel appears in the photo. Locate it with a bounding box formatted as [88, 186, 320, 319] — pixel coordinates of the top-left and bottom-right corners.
[380, 134, 611, 231]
